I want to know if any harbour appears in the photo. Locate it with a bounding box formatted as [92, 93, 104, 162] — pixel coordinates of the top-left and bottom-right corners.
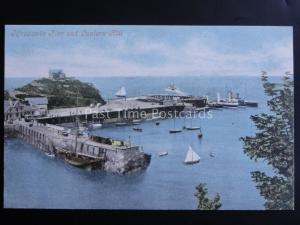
[4, 75, 276, 209]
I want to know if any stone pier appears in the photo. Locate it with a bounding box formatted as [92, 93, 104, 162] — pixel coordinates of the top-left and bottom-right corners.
[4, 121, 151, 174]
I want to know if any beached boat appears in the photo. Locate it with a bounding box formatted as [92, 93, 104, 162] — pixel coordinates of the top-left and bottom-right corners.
[184, 145, 200, 164]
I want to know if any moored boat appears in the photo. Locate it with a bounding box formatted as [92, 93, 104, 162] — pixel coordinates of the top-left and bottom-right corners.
[209, 152, 215, 157]
[89, 123, 102, 129]
[169, 129, 182, 133]
[133, 127, 142, 132]
[159, 151, 168, 157]
[185, 126, 201, 130]
[116, 122, 127, 126]
[45, 152, 55, 158]
[64, 154, 91, 168]
[244, 100, 258, 107]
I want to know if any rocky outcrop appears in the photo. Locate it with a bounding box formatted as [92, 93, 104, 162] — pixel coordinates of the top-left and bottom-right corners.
[104, 149, 151, 174]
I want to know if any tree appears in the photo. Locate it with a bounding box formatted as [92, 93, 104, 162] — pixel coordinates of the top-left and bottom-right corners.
[240, 72, 294, 209]
[194, 183, 222, 210]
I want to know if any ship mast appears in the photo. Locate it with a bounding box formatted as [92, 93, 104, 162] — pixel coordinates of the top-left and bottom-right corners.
[74, 87, 79, 153]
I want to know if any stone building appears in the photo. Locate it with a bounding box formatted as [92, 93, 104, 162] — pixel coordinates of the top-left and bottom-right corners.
[49, 69, 66, 79]
[4, 100, 29, 121]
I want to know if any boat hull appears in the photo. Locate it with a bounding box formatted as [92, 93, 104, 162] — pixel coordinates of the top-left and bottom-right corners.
[184, 159, 200, 164]
[116, 123, 127, 126]
[169, 129, 182, 133]
[133, 128, 142, 132]
[64, 155, 93, 168]
[159, 152, 168, 157]
[185, 127, 200, 130]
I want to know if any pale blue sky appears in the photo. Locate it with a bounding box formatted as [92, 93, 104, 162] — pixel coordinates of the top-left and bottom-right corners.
[5, 25, 293, 77]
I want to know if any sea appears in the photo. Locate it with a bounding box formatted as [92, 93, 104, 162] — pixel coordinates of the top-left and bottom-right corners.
[4, 75, 282, 209]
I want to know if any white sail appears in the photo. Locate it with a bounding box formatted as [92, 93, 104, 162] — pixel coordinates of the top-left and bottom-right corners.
[184, 145, 200, 164]
[115, 86, 126, 97]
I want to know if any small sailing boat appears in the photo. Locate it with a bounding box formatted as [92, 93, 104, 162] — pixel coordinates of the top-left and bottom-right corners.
[116, 122, 127, 126]
[209, 152, 215, 157]
[132, 119, 142, 125]
[184, 145, 200, 164]
[115, 86, 127, 98]
[159, 151, 168, 157]
[133, 127, 142, 132]
[45, 152, 55, 158]
[186, 127, 201, 130]
[185, 119, 200, 130]
[169, 115, 182, 133]
[89, 123, 102, 129]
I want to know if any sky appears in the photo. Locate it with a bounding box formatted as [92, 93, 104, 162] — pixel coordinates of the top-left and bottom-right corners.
[5, 25, 293, 77]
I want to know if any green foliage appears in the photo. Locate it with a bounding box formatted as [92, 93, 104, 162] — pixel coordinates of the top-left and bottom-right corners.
[194, 183, 222, 210]
[240, 73, 294, 210]
[15, 78, 106, 109]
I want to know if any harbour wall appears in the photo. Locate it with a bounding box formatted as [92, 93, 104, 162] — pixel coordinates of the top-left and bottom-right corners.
[4, 121, 151, 174]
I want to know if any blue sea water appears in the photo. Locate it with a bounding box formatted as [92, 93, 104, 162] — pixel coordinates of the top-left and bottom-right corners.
[4, 75, 281, 209]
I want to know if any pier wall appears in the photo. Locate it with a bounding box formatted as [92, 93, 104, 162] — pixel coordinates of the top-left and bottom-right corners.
[4, 121, 151, 174]
[36, 105, 185, 125]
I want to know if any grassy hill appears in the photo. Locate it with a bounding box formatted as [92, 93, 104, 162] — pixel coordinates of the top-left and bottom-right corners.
[15, 78, 106, 109]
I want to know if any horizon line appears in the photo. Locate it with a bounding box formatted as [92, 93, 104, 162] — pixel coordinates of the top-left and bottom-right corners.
[4, 74, 291, 78]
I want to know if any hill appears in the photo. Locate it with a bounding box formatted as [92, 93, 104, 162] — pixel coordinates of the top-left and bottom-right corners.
[14, 78, 106, 109]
